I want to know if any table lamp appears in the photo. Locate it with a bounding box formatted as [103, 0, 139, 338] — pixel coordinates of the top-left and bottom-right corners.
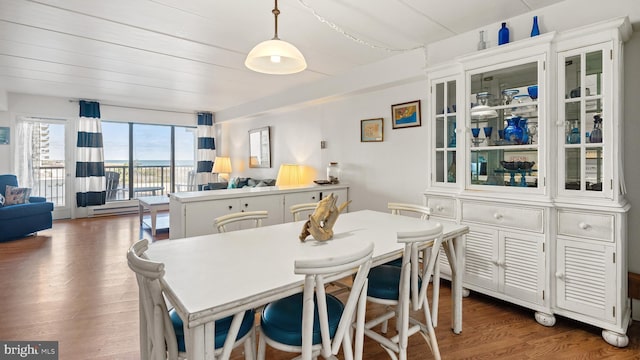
[213, 156, 232, 182]
[276, 164, 302, 186]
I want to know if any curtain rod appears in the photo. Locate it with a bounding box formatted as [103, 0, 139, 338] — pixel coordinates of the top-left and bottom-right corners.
[68, 99, 200, 115]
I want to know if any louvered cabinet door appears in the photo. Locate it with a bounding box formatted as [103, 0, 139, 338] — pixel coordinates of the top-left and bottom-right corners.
[556, 238, 616, 322]
[463, 226, 499, 292]
[500, 231, 545, 305]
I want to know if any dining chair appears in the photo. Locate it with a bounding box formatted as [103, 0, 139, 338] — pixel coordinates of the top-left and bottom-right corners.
[387, 202, 443, 327]
[127, 239, 256, 360]
[257, 241, 374, 360]
[290, 202, 318, 221]
[215, 210, 269, 233]
[364, 225, 443, 360]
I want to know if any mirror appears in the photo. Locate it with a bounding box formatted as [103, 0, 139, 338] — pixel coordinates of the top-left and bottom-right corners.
[249, 126, 271, 168]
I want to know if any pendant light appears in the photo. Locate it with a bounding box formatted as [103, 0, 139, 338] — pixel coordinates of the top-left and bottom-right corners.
[245, 0, 307, 75]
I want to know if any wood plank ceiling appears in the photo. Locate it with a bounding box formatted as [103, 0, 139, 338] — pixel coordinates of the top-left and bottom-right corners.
[0, 0, 567, 113]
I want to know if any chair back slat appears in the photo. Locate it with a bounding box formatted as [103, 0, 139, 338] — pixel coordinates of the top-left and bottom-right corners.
[290, 203, 318, 221]
[388, 202, 431, 220]
[215, 210, 269, 233]
[127, 239, 179, 360]
[294, 242, 374, 360]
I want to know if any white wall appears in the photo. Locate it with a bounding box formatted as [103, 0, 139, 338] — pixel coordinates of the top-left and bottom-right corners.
[0, 93, 198, 175]
[218, 80, 427, 213]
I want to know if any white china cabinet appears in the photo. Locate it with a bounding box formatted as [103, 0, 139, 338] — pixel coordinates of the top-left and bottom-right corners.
[425, 17, 631, 346]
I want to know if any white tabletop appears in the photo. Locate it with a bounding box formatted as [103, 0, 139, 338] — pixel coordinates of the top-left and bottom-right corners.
[146, 210, 468, 325]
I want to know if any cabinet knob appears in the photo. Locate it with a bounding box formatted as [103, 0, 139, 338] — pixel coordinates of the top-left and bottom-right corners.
[578, 222, 591, 230]
[228, 205, 232, 210]
[436, 205, 444, 212]
[555, 272, 565, 279]
[312, 196, 316, 200]
[493, 213, 503, 220]
[244, 203, 248, 207]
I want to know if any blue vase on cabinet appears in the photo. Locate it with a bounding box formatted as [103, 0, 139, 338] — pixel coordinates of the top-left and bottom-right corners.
[498, 22, 510, 45]
[531, 16, 540, 37]
[504, 117, 523, 144]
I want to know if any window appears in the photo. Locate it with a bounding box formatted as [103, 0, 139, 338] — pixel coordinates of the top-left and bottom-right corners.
[102, 121, 196, 201]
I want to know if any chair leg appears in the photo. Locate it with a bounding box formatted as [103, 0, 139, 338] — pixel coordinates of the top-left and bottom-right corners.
[432, 254, 441, 328]
[420, 306, 441, 360]
[244, 329, 256, 360]
[257, 331, 267, 360]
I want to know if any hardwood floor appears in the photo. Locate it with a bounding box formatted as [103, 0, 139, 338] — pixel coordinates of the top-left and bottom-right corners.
[0, 214, 638, 359]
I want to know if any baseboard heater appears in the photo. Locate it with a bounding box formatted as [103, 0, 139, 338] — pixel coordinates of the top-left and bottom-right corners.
[88, 201, 139, 217]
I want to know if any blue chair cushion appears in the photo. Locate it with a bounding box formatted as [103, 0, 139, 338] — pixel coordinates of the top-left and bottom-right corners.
[260, 292, 344, 346]
[385, 258, 403, 267]
[367, 265, 422, 301]
[170, 308, 255, 351]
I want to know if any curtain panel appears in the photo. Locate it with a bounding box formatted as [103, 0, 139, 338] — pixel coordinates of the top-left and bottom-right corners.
[196, 112, 215, 189]
[75, 100, 106, 207]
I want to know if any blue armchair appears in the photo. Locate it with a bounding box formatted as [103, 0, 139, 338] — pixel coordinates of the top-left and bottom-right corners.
[0, 174, 54, 242]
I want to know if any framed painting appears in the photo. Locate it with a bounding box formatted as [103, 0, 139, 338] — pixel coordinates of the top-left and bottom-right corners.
[391, 100, 421, 129]
[361, 118, 383, 142]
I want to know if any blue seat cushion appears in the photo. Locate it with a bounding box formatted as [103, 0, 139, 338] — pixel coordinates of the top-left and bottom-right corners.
[385, 257, 403, 267]
[260, 292, 344, 346]
[170, 308, 255, 351]
[0, 201, 54, 220]
[367, 265, 422, 301]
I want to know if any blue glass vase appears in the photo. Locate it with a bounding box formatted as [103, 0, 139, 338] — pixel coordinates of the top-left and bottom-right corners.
[504, 117, 523, 144]
[498, 22, 510, 45]
[531, 16, 540, 37]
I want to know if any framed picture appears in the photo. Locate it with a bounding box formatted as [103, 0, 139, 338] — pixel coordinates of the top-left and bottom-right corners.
[391, 100, 421, 129]
[0, 127, 9, 145]
[361, 118, 383, 142]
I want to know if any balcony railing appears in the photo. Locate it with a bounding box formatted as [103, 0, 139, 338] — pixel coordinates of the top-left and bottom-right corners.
[34, 165, 196, 206]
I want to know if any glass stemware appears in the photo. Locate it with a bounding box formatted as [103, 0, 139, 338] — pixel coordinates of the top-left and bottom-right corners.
[502, 89, 519, 105]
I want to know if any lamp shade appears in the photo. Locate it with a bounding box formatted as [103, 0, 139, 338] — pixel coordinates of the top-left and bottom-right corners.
[213, 157, 232, 174]
[276, 164, 303, 186]
[245, 39, 307, 75]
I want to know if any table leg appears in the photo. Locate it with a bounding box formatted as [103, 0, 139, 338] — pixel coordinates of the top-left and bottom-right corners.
[139, 202, 144, 227]
[451, 234, 465, 334]
[150, 207, 157, 236]
[185, 322, 208, 360]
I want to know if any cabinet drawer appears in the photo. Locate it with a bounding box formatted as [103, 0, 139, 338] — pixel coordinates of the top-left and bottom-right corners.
[557, 210, 614, 242]
[462, 202, 543, 232]
[426, 197, 456, 219]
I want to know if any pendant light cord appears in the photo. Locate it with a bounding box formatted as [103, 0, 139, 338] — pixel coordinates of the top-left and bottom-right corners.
[272, 0, 280, 40]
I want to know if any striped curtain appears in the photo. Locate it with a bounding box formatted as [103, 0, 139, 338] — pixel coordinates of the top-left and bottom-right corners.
[75, 100, 106, 207]
[196, 112, 216, 190]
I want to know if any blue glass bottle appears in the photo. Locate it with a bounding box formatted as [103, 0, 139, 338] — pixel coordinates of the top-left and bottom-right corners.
[531, 16, 540, 37]
[498, 22, 510, 45]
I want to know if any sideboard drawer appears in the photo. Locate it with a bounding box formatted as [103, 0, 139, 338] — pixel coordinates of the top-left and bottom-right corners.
[557, 210, 614, 242]
[462, 201, 544, 232]
[426, 196, 456, 219]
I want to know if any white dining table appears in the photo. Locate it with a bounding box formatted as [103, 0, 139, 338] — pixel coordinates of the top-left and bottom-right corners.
[145, 209, 468, 360]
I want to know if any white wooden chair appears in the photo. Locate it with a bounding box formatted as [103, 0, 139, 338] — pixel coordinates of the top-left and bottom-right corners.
[364, 225, 443, 360]
[215, 210, 269, 233]
[257, 242, 374, 360]
[127, 239, 256, 360]
[388, 202, 431, 220]
[290, 202, 318, 221]
[387, 202, 443, 327]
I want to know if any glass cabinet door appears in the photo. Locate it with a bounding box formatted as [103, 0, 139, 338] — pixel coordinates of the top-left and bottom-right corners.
[467, 58, 543, 190]
[433, 79, 457, 185]
[558, 46, 610, 197]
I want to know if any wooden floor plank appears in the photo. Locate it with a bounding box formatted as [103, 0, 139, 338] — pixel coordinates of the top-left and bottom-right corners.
[0, 214, 638, 359]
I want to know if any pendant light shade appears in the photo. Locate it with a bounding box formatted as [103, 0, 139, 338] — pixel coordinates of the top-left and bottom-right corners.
[245, 39, 307, 74]
[245, 0, 307, 75]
